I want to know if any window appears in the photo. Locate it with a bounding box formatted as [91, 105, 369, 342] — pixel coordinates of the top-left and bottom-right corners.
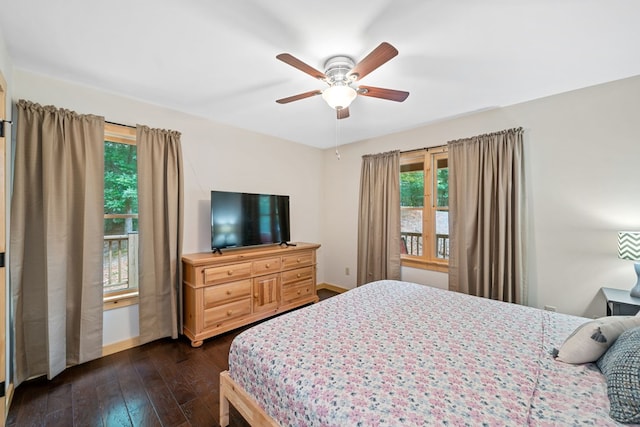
[103, 123, 138, 305]
[400, 146, 449, 271]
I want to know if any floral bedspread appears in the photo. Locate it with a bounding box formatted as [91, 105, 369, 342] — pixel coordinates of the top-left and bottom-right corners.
[228, 280, 620, 426]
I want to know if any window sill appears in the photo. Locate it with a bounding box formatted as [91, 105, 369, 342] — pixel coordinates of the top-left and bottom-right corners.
[401, 257, 449, 273]
[103, 291, 139, 311]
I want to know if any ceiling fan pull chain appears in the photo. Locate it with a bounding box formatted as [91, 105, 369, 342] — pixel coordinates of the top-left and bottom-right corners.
[335, 116, 341, 160]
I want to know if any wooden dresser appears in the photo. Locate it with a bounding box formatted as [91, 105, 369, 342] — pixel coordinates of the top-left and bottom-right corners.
[182, 242, 320, 347]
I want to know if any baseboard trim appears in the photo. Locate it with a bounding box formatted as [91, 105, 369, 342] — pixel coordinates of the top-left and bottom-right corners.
[103, 336, 141, 357]
[316, 283, 349, 294]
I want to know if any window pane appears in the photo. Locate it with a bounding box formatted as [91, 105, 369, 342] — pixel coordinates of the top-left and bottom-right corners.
[104, 217, 138, 236]
[400, 164, 424, 256]
[435, 210, 449, 259]
[435, 157, 448, 208]
[104, 141, 138, 216]
[434, 156, 449, 259]
[104, 140, 138, 294]
[103, 234, 132, 293]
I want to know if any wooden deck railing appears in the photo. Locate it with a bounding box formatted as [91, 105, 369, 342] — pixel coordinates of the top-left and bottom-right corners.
[401, 231, 449, 259]
[103, 233, 138, 293]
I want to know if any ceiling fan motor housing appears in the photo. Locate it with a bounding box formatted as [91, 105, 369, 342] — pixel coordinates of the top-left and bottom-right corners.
[323, 56, 357, 85]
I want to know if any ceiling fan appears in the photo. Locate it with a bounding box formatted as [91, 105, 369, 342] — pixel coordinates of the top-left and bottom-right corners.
[275, 42, 409, 119]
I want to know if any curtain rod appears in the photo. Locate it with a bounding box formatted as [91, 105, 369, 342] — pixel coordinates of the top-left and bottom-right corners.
[105, 120, 136, 129]
[401, 144, 447, 154]
[1, 119, 134, 129]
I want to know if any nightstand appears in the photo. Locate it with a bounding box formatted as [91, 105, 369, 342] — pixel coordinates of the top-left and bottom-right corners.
[601, 287, 640, 316]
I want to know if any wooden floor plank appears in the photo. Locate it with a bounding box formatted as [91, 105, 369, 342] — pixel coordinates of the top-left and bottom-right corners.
[127, 402, 162, 427]
[181, 396, 217, 426]
[72, 376, 105, 427]
[116, 361, 150, 408]
[46, 382, 72, 414]
[44, 406, 74, 427]
[96, 379, 133, 427]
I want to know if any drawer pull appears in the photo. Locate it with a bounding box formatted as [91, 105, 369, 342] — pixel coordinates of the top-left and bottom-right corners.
[227, 310, 233, 316]
[254, 293, 259, 298]
[297, 290, 301, 295]
[227, 270, 233, 276]
[226, 290, 232, 295]
[297, 257, 301, 262]
[265, 263, 270, 268]
[297, 273, 301, 278]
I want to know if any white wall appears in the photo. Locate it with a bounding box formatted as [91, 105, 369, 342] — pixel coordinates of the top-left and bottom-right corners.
[103, 305, 139, 347]
[13, 70, 325, 345]
[322, 75, 640, 318]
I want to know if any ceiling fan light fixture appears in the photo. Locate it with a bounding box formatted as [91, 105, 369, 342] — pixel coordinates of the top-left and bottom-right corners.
[276, 43, 408, 117]
[322, 85, 357, 110]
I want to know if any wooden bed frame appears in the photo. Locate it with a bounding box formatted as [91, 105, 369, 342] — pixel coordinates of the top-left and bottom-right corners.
[219, 370, 279, 427]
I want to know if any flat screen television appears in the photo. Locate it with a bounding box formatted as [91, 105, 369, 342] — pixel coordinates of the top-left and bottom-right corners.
[211, 190, 291, 252]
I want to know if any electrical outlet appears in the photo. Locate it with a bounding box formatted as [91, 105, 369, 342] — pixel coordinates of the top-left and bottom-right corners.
[345, 267, 350, 276]
[544, 305, 557, 312]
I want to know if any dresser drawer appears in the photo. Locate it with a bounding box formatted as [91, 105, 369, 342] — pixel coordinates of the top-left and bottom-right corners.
[203, 279, 251, 308]
[203, 298, 251, 329]
[282, 251, 313, 269]
[282, 266, 314, 286]
[202, 262, 252, 285]
[252, 257, 281, 276]
[282, 280, 314, 304]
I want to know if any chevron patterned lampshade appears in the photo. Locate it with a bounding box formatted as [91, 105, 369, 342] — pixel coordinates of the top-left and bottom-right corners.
[618, 231, 640, 260]
[618, 231, 640, 298]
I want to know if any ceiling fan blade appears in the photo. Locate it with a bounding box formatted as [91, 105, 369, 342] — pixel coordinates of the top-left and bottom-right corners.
[276, 90, 322, 104]
[336, 107, 350, 120]
[276, 53, 326, 80]
[347, 42, 398, 81]
[358, 85, 409, 102]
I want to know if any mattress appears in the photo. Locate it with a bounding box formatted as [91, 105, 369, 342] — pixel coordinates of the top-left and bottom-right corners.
[228, 280, 621, 426]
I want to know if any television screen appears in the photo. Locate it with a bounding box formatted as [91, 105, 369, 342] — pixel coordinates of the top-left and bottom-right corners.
[211, 191, 290, 251]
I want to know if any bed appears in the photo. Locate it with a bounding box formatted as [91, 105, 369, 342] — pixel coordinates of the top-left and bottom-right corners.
[219, 280, 635, 426]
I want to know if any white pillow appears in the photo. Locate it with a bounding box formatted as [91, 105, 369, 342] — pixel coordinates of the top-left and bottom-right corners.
[554, 316, 640, 364]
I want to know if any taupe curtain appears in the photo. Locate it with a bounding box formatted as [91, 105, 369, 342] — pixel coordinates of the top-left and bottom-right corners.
[136, 125, 183, 344]
[11, 100, 104, 383]
[357, 150, 401, 285]
[448, 127, 526, 304]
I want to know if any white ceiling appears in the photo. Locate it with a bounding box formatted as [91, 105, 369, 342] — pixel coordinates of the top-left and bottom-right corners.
[0, 0, 639, 149]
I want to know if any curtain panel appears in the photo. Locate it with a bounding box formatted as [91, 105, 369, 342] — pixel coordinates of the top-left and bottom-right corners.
[136, 125, 184, 344]
[447, 127, 526, 304]
[357, 150, 401, 285]
[11, 100, 104, 383]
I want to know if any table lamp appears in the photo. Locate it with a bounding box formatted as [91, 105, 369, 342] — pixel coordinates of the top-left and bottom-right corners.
[618, 231, 640, 298]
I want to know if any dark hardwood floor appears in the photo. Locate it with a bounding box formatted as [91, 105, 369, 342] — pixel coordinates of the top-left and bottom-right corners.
[7, 288, 339, 427]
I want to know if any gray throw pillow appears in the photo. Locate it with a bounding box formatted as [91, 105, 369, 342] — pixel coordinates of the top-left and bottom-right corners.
[597, 326, 640, 424]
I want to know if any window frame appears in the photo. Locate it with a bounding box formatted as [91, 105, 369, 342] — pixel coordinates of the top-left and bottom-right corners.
[400, 146, 449, 272]
[103, 123, 139, 309]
